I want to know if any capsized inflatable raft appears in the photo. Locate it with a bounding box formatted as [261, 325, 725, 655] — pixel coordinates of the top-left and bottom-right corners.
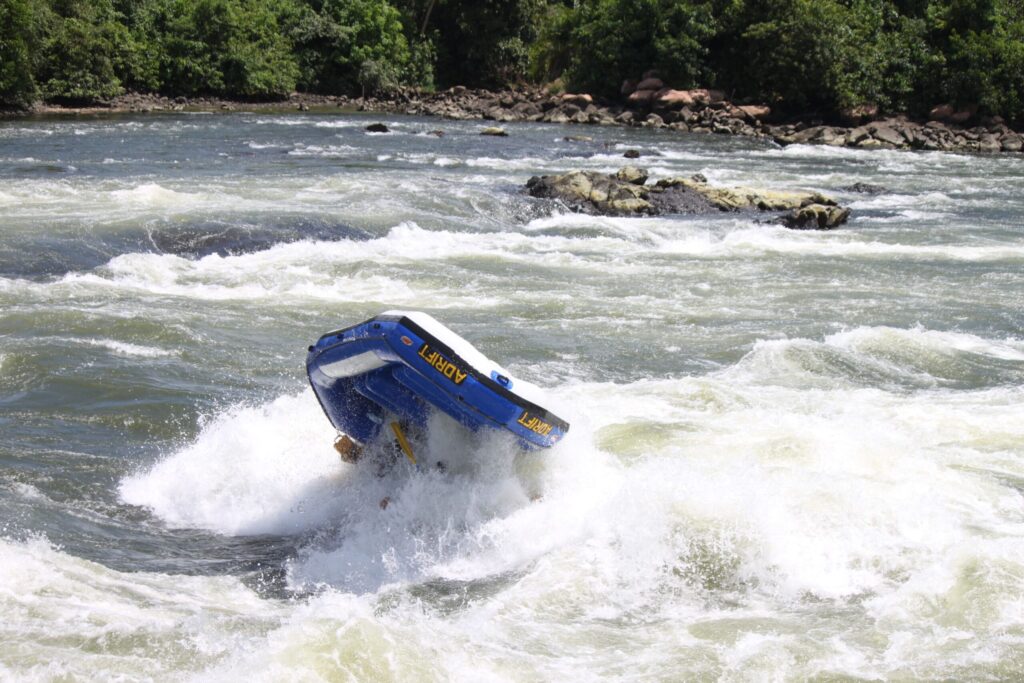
[306, 311, 569, 450]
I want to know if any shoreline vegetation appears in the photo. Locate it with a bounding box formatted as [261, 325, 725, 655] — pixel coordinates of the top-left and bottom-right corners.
[2, 1, 1023, 155]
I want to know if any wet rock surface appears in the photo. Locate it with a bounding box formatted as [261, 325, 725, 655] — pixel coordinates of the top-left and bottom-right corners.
[526, 168, 851, 228]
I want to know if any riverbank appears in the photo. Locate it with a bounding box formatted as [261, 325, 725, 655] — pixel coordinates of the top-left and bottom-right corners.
[6, 87, 1023, 156]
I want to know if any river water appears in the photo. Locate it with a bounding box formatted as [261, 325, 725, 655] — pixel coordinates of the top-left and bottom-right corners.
[1, 112, 1023, 680]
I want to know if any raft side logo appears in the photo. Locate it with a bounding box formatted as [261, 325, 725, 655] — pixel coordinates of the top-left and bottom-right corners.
[417, 342, 468, 385]
[517, 410, 554, 437]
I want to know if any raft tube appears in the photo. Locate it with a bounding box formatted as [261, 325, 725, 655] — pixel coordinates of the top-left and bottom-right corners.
[306, 311, 569, 450]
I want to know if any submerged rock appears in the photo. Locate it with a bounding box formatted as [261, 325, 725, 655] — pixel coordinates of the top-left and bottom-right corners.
[841, 182, 887, 194]
[365, 122, 389, 133]
[525, 167, 850, 228]
[780, 204, 852, 230]
[480, 126, 508, 136]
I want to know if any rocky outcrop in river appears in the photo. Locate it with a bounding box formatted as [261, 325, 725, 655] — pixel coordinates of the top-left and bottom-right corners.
[526, 168, 851, 229]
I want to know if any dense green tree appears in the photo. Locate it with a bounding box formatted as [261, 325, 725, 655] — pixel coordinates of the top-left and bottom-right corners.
[0, 0, 37, 107]
[427, 0, 545, 87]
[567, 0, 717, 96]
[139, 0, 299, 98]
[291, 0, 412, 94]
[925, 0, 1024, 116]
[33, 0, 128, 104]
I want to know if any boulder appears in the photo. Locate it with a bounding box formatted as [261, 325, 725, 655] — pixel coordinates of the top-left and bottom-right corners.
[1000, 134, 1023, 152]
[623, 149, 641, 159]
[628, 89, 658, 105]
[512, 101, 541, 117]
[655, 176, 838, 212]
[929, 104, 955, 122]
[561, 93, 593, 107]
[979, 134, 1002, 153]
[870, 125, 906, 147]
[525, 170, 654, 215]
[780, 204, 851, 230]
[636, 77, 664, 91]
[365, 122, 389, 133]
[644, 113, 665, 127]
[615, 166, 648, 185]
[839, 104, 879, 125]
[687, 89, 712, 105]
[856, 137, 884, 149]
[737, 104, 771, 121]
[621, 80, 637, 96]
[525, 168, 849, 224]
[791, 126, 825, 144]
[544, 110, 570, 124]
[564, 135, 593, 142]
[480, 126, 508, 136]
[654, 89, 695, 109]
[950, 105, 978, 124]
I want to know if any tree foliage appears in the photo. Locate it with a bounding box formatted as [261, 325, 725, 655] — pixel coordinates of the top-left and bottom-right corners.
[537, 0, 1024, 122]
[3, 0, 1023, 123]
[0, 0, 37, 106]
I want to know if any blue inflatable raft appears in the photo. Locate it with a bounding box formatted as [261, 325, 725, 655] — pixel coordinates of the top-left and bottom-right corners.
[306, 311, 569, 451]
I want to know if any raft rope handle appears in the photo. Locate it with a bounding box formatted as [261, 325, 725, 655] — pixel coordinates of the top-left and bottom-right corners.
[390, 421, 417, 466]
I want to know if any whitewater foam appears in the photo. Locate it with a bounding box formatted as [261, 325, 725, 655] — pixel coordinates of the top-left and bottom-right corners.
[119, 393, 343, 535]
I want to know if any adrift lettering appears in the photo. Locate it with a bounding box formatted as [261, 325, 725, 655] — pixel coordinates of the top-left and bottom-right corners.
[517, 410, 554, 437]
[417, 343, 468, 385]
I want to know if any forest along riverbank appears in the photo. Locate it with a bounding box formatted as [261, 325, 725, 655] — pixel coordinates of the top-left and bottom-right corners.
[11, 84, 1024, 156]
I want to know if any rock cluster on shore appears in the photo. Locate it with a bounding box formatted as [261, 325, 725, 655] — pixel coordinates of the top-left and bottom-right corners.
[526, 167, 851, 229]
[16, 85, 1022, 156]
[379, 84, 1023, 155]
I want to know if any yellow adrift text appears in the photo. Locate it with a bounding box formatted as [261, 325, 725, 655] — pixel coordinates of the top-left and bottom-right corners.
[418, 343, 468, 385]
[517, 411, 554, 436]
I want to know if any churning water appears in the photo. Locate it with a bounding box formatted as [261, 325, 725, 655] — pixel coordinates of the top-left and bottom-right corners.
[1, 112, 1023, 680]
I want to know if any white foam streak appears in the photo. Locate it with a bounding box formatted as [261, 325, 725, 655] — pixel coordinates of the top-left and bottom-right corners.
[73, 338, 177, 358]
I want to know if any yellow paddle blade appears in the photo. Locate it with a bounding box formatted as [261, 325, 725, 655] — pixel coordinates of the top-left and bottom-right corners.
[390, 421, 417, 465]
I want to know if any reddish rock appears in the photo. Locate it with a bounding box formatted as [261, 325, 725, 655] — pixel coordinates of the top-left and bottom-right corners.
[929, 104, 954, 122]
[685, 89, 712, 105]
[840, 104, 879, 125]
[628, 89, 658, 105]
[653, 89, 695, 109]
[738, 104, 771, 121]
[950, 105, 978, 124]
[561, 93, 593, 107]
[636, 77, 664, 92]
